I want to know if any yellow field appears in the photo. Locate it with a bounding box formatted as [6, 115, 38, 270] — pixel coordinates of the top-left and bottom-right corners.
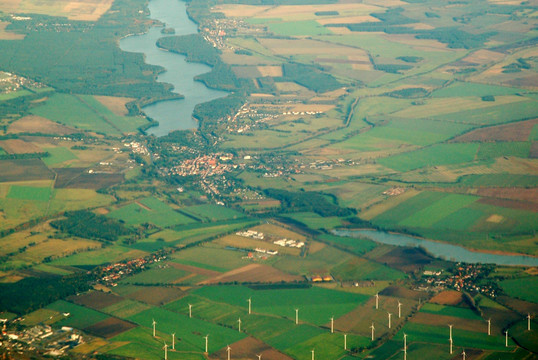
[8, 115, 76, 135]
[258, 38, 370, 61]
[317, 15, 380, 25]
[0, 0, 114, 21]
[257, 65, 282, 77]
[392, 95, 526, 119]
[360, 189, 421, 220]
[0, 21, 24, 40]
[380, 34, 450, 52]
[463, 49, 505, 64]
[94, 96, 133, 116]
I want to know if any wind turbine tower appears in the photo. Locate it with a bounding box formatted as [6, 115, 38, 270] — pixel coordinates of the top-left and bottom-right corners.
[330, 316, 334, 334]
[152, 319, 156, 338]
[505, 330, 508, 347]
[238, 317, 242, 332]
[448, 324, 453, 341]
[388, 312, 392, 329]
[449, 338, 453, 354]
[204, 334, 209, 353]
[227, 345, 231, 360]
[370, 322, 375, 341]
[248, 298, 252, 315]
[487, 319, 491, 336]
[295, 309, 299, 325]
[163, 342, 168, 360]
[403, 333, 407, 360]
[375, 293, 379, 310]
[344, 334, 347, 350]
[398, 301, 402, 319]
[462, 349, 466, 360]
[311, 349, 315, 360]
[172, 333, 175, 350]
[256, 355, 262, 360]
[528, 314, 531, 331]
[189, 304, 192, 318]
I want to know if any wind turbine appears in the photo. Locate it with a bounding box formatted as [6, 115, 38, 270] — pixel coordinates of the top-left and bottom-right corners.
[462, 349, 466, 360]
[487, 319, 491, 336]
[311, 349, 315, 360]
[227, 345, 231, 360]
[188, 304, 192, 318]
[238, 317, 242, 332]
[388, 312, 392, 329]
[172, 333, 175, 350]
[152, 319, 156, 337]
[448, 324, 453, 341]
[295, 309, 299, 325]
[256, 355, 262, 360]
[528, 314, 531, 331]
[344, 334, 347, 350]
[449, 337, 453, 354]
[330, 316, 334, 334]
[505, 330, 508, 347]
[398, 300, 402, 319]
[403, 333, 407, 360]
[375, 293, 379, 310]
[203, 334, 208, 353]
[248, 298, 252, 315]
[370, 322, 375, 341]
[163, 341, 168, 360]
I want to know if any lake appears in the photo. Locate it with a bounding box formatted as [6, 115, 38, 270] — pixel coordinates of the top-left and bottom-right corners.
[332, 229, 538, 266]
[120, 0, 227, 136]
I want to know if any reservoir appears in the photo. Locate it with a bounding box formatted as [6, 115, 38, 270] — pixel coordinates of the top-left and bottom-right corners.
[120, 0, 227, 136]
[332, 229, 538, 266]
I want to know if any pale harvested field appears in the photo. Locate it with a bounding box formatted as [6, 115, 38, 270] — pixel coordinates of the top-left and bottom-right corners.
[94, 96, 133, 116]
[405, 22, 435, 30]
[252, 222, 307, 242]
[361, 189, 421, 220]
[326, 26, 354, 35]
[429, 290, 464, 306]
[317, 15, 380, 25]
[274, 82, 311, 93]
[201, 263, 303, 284]
[257, 65, 282, 77]
[0, 139, 42, 154]
[393, 95, 526, 118]
[8, 115, 76, 135]
[221, 51, 277, 66]
[363, 0, 406, 6]
[0, 0, 114, 21]
[463, 49, 505, 64]
[258, 38, 370, 58]
[211, 4, 271, 17]
[0, 21, 24, 40]
[381, 34, 450, 51]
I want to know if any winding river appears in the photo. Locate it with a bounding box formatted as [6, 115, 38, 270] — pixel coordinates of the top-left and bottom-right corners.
[120, 0, 227, 136]
[332, 229, 538, 266]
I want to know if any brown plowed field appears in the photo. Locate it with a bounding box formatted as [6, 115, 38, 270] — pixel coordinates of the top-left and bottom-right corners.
[169, 262, 221, 277]
[126, 286, 185, 306]
[201, 263, 303, 285]
[8, 115, 76, 135]
[83, 317, 136, 339]
[0, 159, 54, 182]
[70, 291, 123, 310]
[0, 139, 42, 154]
[411, 312, 485, 332]
[54, 168, 124, 189]
[94, 96, 133, 116]
[375, 247, 432, 272]
[453, 118, 537, 142]
[380, 286, 427, 300]
[476, 187, 538, 204]
[530, 141, 538, 158]
[429, 291, 464, 306]
[477, 197, 538, 212]
[209, 336, 293, 360]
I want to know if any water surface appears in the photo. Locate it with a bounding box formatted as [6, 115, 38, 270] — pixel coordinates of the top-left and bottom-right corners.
[120, 0, 227, 136]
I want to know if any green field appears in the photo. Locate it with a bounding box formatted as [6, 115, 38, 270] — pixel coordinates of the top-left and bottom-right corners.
[332, 258, 406, 281]
[102, 299, 151, 319]
[420, 303, 483, 320]
[51, 245, 147, 266]
[318, 234, 378, 255]
[499, 277, 538, 303]
[108, 197, 196, 228]
[127, 307, 246, 353]
[268, 20, 332, 36]
[120, 264, 189, 284]
[378, 143, 479, 172]
[46, 300, 109, 329]
[284, 212, 343, 230]
[432, 82, 527, 98]
[42, 147, 77, 166]
[193, 285, 369, 326]
[7, 185, 51, 201]
[181, 204, 244, 221]
[170, 246, 248, 272]
[476, 142, 531, 161]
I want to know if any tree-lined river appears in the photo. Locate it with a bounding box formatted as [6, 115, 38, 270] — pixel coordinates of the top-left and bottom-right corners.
[333, 229, 538, 266]
[120, 0, 227, 136]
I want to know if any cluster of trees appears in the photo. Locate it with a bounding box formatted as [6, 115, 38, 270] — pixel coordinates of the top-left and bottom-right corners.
[281, 63, 341, 93]
[50, 210, 132, 241]
[193, 94, 245, 129]
[264, 188, 355, 217]
[0, 273, 92, 315]
[384, 87, 429, 98]
[502, 58, 531, 73]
